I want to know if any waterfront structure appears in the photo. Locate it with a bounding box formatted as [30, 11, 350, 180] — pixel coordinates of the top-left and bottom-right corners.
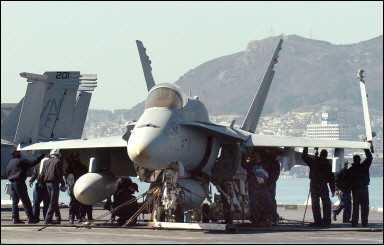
[306, 111, 352, 140]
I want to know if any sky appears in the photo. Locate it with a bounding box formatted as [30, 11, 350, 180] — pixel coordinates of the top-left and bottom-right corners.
[1, 1, 383, 110]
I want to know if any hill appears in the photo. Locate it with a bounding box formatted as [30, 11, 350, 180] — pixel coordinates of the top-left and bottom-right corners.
[124, 34, 383, 124]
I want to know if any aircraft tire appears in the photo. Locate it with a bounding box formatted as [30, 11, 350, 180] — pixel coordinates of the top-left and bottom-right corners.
[174, 204, 183, 222]
[154, 205, 165, 222]
[201, 203, 210, 223]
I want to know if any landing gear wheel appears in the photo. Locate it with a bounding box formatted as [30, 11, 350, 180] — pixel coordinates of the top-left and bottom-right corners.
[174, 204, 183, 222]
[153, 205, 165, 222]
[201, 203, 210, 223]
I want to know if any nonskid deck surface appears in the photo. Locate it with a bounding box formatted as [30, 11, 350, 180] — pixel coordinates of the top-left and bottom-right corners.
[1, 207, 382, 244]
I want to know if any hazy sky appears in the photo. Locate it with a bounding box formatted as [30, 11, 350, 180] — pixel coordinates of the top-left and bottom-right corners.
[1, 1, 383, 110]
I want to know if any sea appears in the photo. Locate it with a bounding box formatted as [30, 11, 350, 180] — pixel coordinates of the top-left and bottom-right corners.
[1, 177, 383, 209]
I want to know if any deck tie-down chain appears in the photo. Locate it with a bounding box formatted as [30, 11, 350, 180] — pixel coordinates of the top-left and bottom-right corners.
[82, 187, 162, 228]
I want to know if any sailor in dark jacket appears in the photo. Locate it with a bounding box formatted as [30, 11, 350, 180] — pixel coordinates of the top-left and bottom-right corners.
[112, 176, 139, 226]
[302, 147, 335, 227]
[260, 148, 282, 224]
[242, 150, 275, 227]
[7, 149, 45, 224]
[347, 149, 373, 227]
[65, 152, 88, 223]
[41, 149, 67, 224]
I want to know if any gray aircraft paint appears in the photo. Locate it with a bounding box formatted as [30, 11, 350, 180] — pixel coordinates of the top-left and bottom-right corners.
[17, 40, 373, 215]
[1, 71, 97, 178]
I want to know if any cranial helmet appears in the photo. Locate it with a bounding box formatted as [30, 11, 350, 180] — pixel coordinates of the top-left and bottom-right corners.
[50, 149, 60, 156]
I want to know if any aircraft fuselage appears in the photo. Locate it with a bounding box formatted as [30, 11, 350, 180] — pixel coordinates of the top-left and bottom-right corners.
[128, 83, 217, 173]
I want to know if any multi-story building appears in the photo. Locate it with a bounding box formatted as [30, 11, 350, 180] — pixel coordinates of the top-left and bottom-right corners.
[306, 112, 352, 140]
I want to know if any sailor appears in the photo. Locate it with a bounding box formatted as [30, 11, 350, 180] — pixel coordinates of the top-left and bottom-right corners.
[112, 176, 139, 226]
[332, 160, 351, 223]
[29, 154, 50, 222]
[259, 148, 282, 225]
[42, 149, 67, 224]
[7, 149, 45, 224]
[347, 149, 373, 227]
[65, 152, 88, 223]
[242, 149, 275, 226]
[302, 147, 335, 227]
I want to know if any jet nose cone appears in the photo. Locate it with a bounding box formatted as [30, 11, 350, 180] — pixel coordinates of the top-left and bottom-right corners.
[128, 109, 176, 169]
[127, 132, 173, 170]
[128, 142, 151, 164]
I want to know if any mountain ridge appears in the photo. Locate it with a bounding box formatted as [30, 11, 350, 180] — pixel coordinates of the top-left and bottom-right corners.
[124, 34, 383, 121]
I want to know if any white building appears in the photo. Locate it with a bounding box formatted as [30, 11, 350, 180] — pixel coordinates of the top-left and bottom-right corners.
[306, 112, 352, 140]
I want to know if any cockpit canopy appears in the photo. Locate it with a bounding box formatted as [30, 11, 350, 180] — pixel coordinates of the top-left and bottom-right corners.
[145, 83, 187, 109]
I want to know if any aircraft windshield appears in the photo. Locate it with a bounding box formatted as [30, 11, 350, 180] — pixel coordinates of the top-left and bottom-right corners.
[145, 86, 184, 109]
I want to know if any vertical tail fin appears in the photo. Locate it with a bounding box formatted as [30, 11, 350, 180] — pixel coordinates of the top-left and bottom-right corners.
[1, 71, 97, 178]
[1, 98, 24, 142]
[241, 39, 283, 133]
[70, 92, 92, 139]
[69, 74, 98, 138]
[13, 72, 48, 144]
[1, 71, 97, 144]
[357, 69, 374, 152]
[136, 40, 156, 91]
[37, 72, 97, 141]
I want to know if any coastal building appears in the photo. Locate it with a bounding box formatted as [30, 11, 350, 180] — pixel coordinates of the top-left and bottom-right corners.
[306, 111, 352, 140]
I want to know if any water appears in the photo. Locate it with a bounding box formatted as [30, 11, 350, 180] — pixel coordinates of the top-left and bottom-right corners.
[1, 177, 383, 209]
[276, 177, 383, 207]
[1, 177, 151, 205]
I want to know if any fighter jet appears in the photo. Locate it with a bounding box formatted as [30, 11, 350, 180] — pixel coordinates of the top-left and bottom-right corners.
[18, 40, 372, 223]
[1, 71, 97, 178]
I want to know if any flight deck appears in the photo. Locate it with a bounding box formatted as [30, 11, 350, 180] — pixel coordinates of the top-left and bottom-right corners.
[1, 205, 382, 244]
